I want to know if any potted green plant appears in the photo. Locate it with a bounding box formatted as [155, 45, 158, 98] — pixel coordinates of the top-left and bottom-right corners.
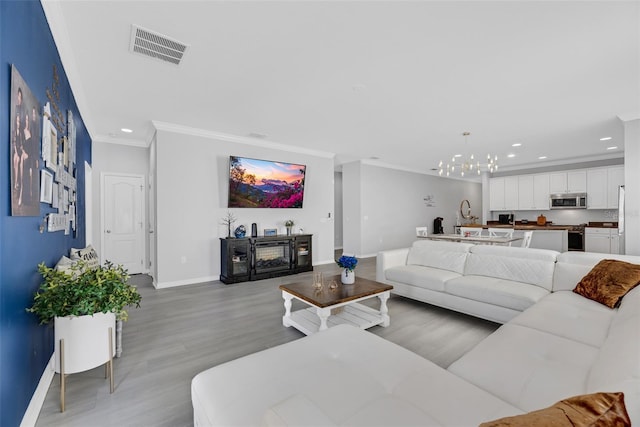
[27, 260, 141, 411]
[27, 260, 141, 324]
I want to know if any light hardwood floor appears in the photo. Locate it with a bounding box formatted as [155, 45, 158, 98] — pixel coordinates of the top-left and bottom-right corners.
[35, 255, 499, 426]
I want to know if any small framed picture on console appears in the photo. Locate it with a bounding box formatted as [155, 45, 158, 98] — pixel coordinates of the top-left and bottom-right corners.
[264, 229, 277, 236]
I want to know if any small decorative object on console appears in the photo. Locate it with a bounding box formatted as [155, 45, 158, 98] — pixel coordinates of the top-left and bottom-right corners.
[234, 225, 246, 238]
[220, 211, 237, 238]
[285, 219, 294, 235]
[336, 255, 358, 284]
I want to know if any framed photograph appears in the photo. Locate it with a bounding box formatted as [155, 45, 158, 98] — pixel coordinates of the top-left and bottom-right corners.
[264, 228, 277, 237]
[47, 125, 58, 171]
[10, 65, 41, 216]
[40, 170, 53, 204]
[63, 136, 69, 169]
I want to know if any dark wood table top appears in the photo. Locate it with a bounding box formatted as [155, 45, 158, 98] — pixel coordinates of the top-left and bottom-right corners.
[279, 275, 393, 308]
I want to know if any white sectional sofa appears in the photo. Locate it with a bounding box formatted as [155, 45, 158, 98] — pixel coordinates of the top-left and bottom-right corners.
[191, 247, 640, 426]
[376, 240, 559, 324]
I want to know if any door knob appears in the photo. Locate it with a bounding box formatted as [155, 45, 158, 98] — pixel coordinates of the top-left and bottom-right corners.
[106, 230, 111, 233]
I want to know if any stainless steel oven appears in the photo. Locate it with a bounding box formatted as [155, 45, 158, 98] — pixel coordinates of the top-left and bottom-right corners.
[567, 226, 585, 251]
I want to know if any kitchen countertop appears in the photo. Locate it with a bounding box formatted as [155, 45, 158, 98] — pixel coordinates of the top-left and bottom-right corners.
[585, 222, 618, 228]
[482, 221, 576, 230]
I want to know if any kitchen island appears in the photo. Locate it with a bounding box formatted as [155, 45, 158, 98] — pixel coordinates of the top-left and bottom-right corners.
[457, 222, 569, 252]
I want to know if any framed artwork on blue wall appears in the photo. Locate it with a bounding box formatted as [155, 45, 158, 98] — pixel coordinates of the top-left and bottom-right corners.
[10, 65, 41, 216]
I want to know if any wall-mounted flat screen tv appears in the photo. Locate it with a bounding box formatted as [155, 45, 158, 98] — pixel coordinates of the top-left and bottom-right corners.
[228, 156, 306, 208]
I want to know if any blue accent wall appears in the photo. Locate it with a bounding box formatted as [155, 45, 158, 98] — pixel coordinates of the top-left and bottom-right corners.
[1, 2, 91, 425]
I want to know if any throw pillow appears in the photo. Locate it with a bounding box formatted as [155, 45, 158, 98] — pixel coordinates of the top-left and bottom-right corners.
[54, 256, 77, 275]
[70, 245, 100, 270]
[573, 259, 640, 308]
[480, 392, 630, 427]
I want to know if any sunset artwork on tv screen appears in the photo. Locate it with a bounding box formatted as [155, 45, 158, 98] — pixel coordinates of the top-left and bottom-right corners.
[228, 156, 306, 208]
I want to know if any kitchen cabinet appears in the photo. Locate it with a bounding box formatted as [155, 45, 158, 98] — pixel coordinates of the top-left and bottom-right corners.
[490, 177, 518, 211]
[606, 166, 624, 209]
[518, 174, 550, 210]
[586, 166, 624, 209]
[585, 228, 619, 254]
[587, 168, 607, 209]
[549, 170, 586, 193]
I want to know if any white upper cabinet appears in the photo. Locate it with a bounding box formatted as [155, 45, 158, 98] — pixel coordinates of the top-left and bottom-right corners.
[490, 177, 506, 211]
[490, 177, 518, 211]
[587, 168, 607, 209]
[567, 170, 587, 193]
[549, 170, 586, 193]
[504, 177, 519, 210]
[533, 174, 550, 210]
[518, 174, 550, 210]
[586, 166, 624, 210]
[518, 176, 534, 210]
[606, 166, 624, 209]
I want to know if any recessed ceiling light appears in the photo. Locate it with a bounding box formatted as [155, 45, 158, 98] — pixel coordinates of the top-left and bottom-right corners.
[121, 128, 133, 133]
[607, 146, 618, 150]
[511, 143, 522, 147]
[538, 156, 547, 160]
[507, 153, 516, 158]
[600, 137, 612, 141]
[454, 154, 462, 158]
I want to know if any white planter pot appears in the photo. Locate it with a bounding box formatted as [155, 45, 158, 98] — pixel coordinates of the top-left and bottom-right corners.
[341, 268, 355, 284]
[54, 312, 116, 374]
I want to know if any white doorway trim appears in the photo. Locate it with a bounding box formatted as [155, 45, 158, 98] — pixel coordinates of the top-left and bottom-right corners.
[100, 172, 147, 274]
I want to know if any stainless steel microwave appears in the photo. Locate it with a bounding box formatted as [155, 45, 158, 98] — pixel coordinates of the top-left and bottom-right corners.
[550, 193, 587, 209]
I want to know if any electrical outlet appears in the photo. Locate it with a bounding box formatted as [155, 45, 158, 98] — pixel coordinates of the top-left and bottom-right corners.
[180, 256, 187, 264]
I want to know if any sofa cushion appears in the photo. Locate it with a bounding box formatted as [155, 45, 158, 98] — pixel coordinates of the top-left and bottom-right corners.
[509, 291, 615, 348]
[480, 392, 631, 427]
[586, 288, 640, 425]
[554, 252, 640, 292]
[406, 240, 473, 274]
[448, 323, 599, 412]
[54, 255, 78, 275]
[465, 246, 558, 291]
[385, 265, 461, 292]
[445, 275, 549, 312]
[573, 259, 640, 308]
[192, 325, 522, 427]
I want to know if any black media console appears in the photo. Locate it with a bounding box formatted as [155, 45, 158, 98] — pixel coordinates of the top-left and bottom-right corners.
[220, 234, 313, 284]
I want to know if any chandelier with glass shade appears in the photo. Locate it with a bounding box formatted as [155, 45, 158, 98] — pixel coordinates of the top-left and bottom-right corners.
[438, 132, 498, 177]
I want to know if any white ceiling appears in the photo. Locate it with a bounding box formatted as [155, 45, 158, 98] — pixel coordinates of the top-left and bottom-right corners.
[42, 0, 639, 177]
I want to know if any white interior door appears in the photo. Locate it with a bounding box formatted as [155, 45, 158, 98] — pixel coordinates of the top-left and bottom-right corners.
[101, 173, 145, 274]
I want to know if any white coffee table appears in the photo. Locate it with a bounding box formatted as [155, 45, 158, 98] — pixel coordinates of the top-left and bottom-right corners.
[279, 275, 393, 336]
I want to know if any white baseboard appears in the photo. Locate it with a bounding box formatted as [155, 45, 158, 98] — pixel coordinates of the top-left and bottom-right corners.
[154, 275, 219, 289]
[20, 353, 55, 427]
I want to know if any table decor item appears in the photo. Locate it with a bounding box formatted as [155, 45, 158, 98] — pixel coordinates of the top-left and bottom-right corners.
[220, 211, 237, 238]
[336, 255, 358, 284]
[312, 271, 323, 291]
[234, 225, 246, 238]
[285, 219, 294, 235]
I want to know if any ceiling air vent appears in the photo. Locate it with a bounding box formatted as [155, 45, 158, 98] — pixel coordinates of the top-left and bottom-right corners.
[129, 25, 188, 65]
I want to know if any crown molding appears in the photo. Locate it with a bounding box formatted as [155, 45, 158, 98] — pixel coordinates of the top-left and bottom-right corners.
[92, 134, 150, 148]
[151, 120, 335, 159]
[618, 112, 640, 122]
[41, 0, 95, 141]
